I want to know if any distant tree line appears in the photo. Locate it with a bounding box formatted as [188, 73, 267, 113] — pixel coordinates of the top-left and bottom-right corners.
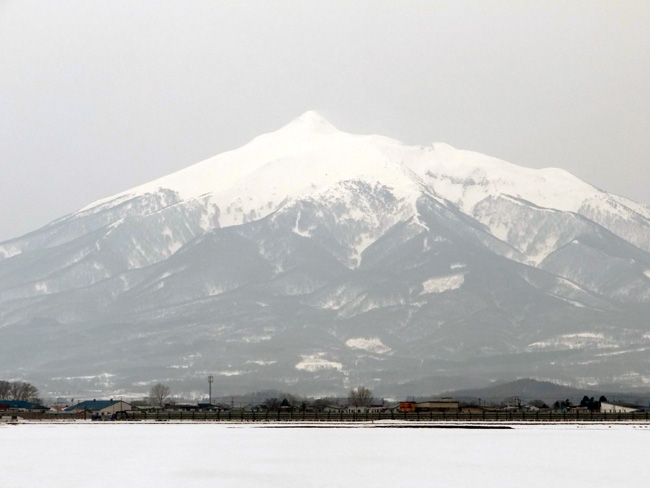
[579, 395, 607, 411]
[258, 386, 374, 412]
[0, 380, 40, 403]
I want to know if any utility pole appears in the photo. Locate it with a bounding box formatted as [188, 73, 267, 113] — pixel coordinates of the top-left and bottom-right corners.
[208, 375, 213, 404]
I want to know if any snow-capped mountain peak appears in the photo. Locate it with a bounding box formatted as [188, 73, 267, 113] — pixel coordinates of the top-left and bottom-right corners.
[5, 112, 650, 264]
[79, 112, 427, 227]
[279, 110, 339, 135]
[79, 112, 599, 221]
[2, 112, 650, 396]
[7, 112, 650, 267]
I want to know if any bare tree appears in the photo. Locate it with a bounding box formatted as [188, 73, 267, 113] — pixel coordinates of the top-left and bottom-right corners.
[348, 386, 373, 407]
[263, 397, 280, 411]
[8, 381, 40, 402]
[0, 380, 10, 399]
[149, 383, 171, 407]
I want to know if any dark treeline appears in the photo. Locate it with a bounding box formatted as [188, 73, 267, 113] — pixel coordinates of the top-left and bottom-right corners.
[151, 387, 380, 411]
[0, 380, 40, 403]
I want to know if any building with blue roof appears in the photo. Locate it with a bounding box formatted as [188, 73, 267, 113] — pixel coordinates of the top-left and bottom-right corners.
[0, 400, 47, 411]
[64, 399, 134, 417]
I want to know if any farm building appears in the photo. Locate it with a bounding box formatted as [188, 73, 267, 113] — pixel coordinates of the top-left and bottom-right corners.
[322, 405, 344, 413]
[399, 399, 460, 413]
[344, 404, 397, 414]
[599, 402, 641, 413]
[0, 400, 47, 412]
[459, 405, 493, 414]
[64, 399, 134, 417]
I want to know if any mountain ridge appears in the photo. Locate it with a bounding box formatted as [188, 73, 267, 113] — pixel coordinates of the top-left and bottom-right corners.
[443, 378, 650, 405]
[1, 112, 649, 397]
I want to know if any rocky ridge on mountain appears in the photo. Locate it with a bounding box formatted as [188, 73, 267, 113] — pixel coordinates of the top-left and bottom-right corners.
[1, 112, 649, 397]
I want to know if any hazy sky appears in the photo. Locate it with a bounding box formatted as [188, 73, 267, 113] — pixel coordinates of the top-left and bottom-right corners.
[1, 0, 649, 242]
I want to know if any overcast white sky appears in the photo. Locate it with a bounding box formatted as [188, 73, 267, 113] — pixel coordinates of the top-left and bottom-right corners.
[1, 0, 648, 242]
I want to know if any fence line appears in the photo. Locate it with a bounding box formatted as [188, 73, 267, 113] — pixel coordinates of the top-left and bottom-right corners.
[128, 410, 650, 422]
[6, 410, 650, 422]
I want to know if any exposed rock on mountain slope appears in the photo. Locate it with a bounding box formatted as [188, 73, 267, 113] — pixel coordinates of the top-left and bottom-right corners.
[1, 112, 649, 396]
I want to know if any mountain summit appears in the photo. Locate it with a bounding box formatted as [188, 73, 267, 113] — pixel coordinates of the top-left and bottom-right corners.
[281, 110, 339, 134]
[1, 114, 650, 396]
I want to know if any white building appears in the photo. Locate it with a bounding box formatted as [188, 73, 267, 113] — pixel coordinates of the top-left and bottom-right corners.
[64, 399, 134, 417]
[600, 402, 639, 413]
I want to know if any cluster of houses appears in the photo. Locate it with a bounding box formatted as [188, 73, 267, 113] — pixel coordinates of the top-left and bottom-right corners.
[2, 394, 649, 421]
[0, 399, 133, 420]
[397, 399, 647, 415]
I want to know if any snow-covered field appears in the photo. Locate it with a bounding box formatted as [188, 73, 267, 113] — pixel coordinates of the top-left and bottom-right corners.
[1, 422, 648, 487]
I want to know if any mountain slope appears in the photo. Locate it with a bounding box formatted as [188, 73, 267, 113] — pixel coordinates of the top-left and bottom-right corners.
[1, 111, 650, 397]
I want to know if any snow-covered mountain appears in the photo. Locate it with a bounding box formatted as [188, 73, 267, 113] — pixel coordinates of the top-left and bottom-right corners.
[1, 111, 650, 397]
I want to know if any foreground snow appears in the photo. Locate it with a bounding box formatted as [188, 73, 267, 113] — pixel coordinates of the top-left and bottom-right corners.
[0, 422, 648, 487]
